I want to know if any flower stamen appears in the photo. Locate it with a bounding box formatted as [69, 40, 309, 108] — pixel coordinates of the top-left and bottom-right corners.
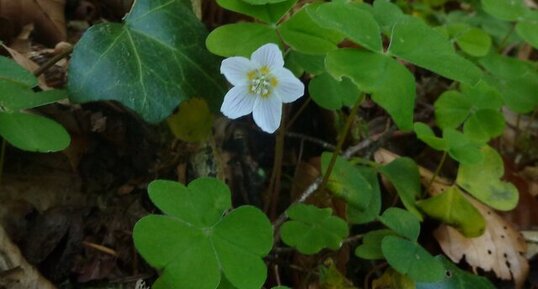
[248, 67, 277, 98]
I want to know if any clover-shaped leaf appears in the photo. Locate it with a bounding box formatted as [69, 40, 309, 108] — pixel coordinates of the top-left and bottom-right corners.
[416, 256, 496, 289]
[133, 178, 273, 289]
[281, 204, 348, 254]
[456, 146, 519, 211]
[379, 208, 421, 241]
[355, 229, 395, 260]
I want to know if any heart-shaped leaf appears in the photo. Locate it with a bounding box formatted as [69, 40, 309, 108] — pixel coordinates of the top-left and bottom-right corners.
[133, 178, 273, 289]
[309, 73, 362, 110]
[355, 229, 395, 260]
[379, 208, 421, 241]
[416, 256, 496, 289]
[416, 186, 485, 237]
[456, 146, 519, 211]
[281, 204, 348, 254]
[206, 23, 280, 57]
[481, 0, 528, 21]
[346, 165, 382, 224]
[216, 0, 297, 23]
[68, 0, 226, 124]
[381, 236, 445, 282]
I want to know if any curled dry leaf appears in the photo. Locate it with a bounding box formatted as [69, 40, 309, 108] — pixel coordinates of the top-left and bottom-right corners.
[374, 148, 529, 289]
[0, 225, 57, 289]
[0, 0, 66, 46]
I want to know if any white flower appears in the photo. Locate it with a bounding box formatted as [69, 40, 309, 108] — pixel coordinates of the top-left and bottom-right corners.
[220, 43, 305, 133]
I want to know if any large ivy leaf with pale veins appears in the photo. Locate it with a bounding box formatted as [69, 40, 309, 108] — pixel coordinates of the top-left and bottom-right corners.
[68, 0, 226, 123]
[133, 178, 273, 289]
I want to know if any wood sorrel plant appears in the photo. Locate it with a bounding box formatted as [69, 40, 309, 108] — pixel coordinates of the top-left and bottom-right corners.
[43, 0, 535, 287]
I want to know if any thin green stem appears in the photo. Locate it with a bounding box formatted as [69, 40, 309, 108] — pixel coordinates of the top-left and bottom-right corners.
[318, 97, 363, 193]
[428, 151, 448, 189]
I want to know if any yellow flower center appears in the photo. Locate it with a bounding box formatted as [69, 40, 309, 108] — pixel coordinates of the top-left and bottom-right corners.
[247, 66, 278, 98]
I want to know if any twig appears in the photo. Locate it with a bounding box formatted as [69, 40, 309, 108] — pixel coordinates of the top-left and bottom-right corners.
[285, 132, 336, 150]
[286, 97, 311, 130]
[33, 45, 73, 77]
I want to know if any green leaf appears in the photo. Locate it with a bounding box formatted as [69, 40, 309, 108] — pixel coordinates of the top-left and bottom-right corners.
[379, 157, 423, 220]
[444, 128, 484, 165]
[321, 152, 374, 210]
[278, 5, 343, 55]
[347, 165, 382, 224]
[371, 0, 405, 32]
[387, 17, 482, 85]
[0, 88, 67, 112]
[0, 112, 70, 152]
[460, 81, 503, 110]
[217, 0, 297, 24]
[272, 287, 292, 289]
[355, 229, 396, 260]
[434, 90, 472, 130]
[133, 178, 273, 289]
[68, 0, 225, 124]
[381, 236, 445, 283]
[463, 109, 505, 143]
[206, 23, 280, 57]
[242, 0, 288, 5]
[448, 25, 492, 57]
[326, 49, 416, 130]
[281, 204, 349, 254]
[414, 122, 448, 151]
[516, 15, 538, 50]
[286, 51, 325, 75]
[379, 208, 421, 241]
[481, 0, 528, 21]
[416, 256, 496, 289]
[309, 73, 362, 110]
[479, 53, 538, 113]
[456, 146, 519, 211]
[416, 187, 485, 237]
[0, 56, 37, 87]
[309, 2, 382, 52]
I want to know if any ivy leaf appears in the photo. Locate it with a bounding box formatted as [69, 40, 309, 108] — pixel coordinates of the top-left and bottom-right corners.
[281, 204, 348, 254]
[355, 229, 395, 260]
[347, 165, 382, 224]
[68, 0, 226, 124]
[456, 146, 519, 211]
[133, 178, 273, 289]
[387, 17, 482, 85]
[309, 73, 362, 110]
[216, 0, 297, 24]
[416, 256, 496, 289]
[321, 152, 373, 211]
[0, 112, 70, 152]
[379, 208, 421, 241]
[206, 23, 279, 57]
[326, 49, 416, 131]
[416, 186, 485, 237]
[381, 236, 445, 282]
[481, 0, 528, 21]
[479, 53, 538, 113]
[309, 2, 382, 52]
[278, 5, 343, 55]
[379, 157, 423, 220]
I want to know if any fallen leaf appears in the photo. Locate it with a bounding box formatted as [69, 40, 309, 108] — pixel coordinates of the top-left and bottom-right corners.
[374, 148, 529, 288]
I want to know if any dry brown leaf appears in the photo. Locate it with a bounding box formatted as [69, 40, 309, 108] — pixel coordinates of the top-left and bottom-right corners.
[0, 0, 66, 46]
[0, 225, 57, 289]
[374, 148, 529, 289]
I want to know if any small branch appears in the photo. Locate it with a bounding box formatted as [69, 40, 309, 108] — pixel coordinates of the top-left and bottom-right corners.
[33, 45, 73, 77]
[286, 97, 311, 130]
[285, 132, 336, 150]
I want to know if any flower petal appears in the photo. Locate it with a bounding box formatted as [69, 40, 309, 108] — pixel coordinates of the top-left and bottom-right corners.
[252, 95, 282, 133]
[220, 57, 253, 86]
[272, 68, 305, 103]
[251, 43, 284, 70]
[220, 85, 256, 119]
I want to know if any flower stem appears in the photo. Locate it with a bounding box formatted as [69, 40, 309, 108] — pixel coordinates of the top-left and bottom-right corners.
[266, 109, 287, 219]
[318, 97, 362, 193]
[428, 151, 447, 189]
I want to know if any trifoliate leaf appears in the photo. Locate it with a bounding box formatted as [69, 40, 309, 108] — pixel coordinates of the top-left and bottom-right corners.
[481, 0, 528, 21]
[242, 0, 288, 5]
[278, 5, 343, 55]
[516, 14, 538, 49]
[463, 109, 505, 143]
[309, 73, 362, 110]
[347, 165, 382, 224]
[381, 236, 445, 282]
[447, 24, 492, 57]
[281, 204, 348, 254]
[379, 208, 421, 241]
[444, 128, 483, 165]
[216, 0, 297, 24]
[68, 0, 225, 124]
[0, 112, 70, 152]
[286, 51, 325, 76]
[416, 256, 496, 289]
[355, 229, 396, 260]
[414, 122, 449, 151]
[0, 56, 37, 87]
[456, 146, 519, 211]
[416, 186, 485, 237]
[326, 49, 416, 131]
[206, 23, 280, 57]
[379, 157, 423, 220]
[434, 90, 472, 130]
[321, 152, 373, 211]
[387, 17, 482, 85]
[309, 2, 382, 52]
[133, 178, 273, 289]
